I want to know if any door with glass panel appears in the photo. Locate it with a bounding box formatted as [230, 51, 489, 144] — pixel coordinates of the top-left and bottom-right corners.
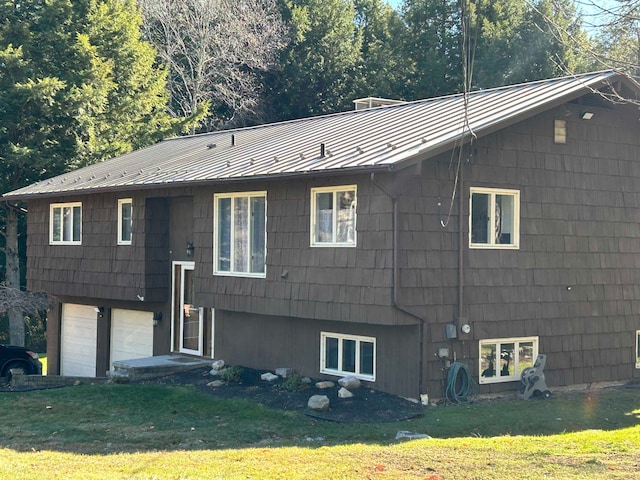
[173, 262, 202, 355]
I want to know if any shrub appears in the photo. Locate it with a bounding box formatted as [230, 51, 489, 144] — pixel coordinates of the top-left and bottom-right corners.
[219, 365, 243, 383]
[274, 373, 308, 392]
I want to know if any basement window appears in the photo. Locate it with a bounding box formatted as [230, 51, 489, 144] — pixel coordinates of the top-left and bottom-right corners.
[50, 202, 82, 245]
[470, 188, 519, 249]
[311, 186, 357, 247]
[320, 332, 375, 381]
[479, 337, 538, 384]
[118, 198, 132, 245]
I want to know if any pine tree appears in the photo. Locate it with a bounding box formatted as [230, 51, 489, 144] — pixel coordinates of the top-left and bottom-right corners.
[0, 0, 185, 345]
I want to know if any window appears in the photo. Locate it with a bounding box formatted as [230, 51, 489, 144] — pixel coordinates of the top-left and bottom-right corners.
[50, 202, 82, 244]
[214, 191, 266, 276]
[636, 330, 640, 369]
[554, 119, 567, 144]
[470, 187, 519, 248]
[118, 198, 132, 245]
[479, 337, 538, 384]
[311, 186, 356, 246]
[320, 332, 375, 381]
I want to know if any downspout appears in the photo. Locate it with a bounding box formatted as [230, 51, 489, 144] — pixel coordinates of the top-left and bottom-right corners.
[371, 172, 427, 398]
[457, 156, 464, 328]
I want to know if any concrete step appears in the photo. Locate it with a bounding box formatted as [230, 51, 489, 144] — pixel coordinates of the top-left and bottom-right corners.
[109, 355, 212, 381]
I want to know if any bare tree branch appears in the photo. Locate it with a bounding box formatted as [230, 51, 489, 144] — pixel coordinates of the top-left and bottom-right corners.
[140, 0, 288, 130]
[0, 286, 51, 317]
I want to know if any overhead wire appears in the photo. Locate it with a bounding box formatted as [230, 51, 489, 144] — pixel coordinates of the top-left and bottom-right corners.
[440, 0, 477, 228]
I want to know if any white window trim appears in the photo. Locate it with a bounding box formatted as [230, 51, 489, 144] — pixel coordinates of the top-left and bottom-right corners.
[117, 198, 133, 245]
[49, 202, 82, 245]
[213, 191, 267, 278]
[320, 331, 376, 382]
[479, 336, 538, 384]
[636, 330, 640, 369]
[469, 187, 520, 249]
[310, 185, 357, 247]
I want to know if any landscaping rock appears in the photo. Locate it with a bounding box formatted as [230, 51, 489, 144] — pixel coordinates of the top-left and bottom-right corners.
[338, 387, 353, 398]
[209, 367, 227, 377]
[275, 367, 293, 378]
[260, 372, 279, 382]
[395, 431, 431, 440]
[338, 376, 361, 389]
[307, 395, 330, 411]
[301, 377, 312, 384]
[315, 381, 335, 389]
[207, 380, 225, 387]
[211, 359, 225, 371]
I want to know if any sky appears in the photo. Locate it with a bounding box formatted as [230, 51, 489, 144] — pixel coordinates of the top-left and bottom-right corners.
[384, 0, 618, 19]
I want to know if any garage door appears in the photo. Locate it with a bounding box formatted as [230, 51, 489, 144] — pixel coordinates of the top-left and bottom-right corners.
[110, 309, 154, 365]
[61, 303, 97, 377]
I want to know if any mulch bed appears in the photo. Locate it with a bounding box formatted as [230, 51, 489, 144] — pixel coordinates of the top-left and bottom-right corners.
[136, 366, 424, 423]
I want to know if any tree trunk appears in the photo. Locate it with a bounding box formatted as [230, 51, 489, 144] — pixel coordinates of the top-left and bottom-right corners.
[5, 206, 25, 346]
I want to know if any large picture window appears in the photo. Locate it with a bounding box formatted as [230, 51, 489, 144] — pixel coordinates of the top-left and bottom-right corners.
[479, 337, 538, 384]
[117, 198, 132, 245]
[214, 191, 266, 277]
[470, 187, 519, 248]
[50, 202, 82, 244]
[311, 186, 356, 246]
[320, 332, 375, 381]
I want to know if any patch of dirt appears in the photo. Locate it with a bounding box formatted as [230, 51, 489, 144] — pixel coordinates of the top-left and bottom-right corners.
[136, 366, 424, 423]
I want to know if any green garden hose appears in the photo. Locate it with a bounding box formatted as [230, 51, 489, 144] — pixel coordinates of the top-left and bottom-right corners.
[445, 362, 477, 404]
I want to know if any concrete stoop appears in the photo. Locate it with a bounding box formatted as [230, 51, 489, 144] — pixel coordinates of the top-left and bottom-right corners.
[108, 354, 212, 381]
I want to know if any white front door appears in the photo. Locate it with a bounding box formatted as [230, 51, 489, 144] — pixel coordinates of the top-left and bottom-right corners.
[173, 262, 203, 355]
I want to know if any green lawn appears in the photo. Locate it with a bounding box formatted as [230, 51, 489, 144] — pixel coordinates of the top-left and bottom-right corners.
[0, 383, 637, 479]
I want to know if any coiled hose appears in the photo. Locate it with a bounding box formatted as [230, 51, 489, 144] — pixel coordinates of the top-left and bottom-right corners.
[445, 362, 477, 404]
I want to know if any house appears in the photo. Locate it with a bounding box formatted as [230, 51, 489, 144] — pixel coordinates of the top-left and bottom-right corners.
[4, 70, 640, 399]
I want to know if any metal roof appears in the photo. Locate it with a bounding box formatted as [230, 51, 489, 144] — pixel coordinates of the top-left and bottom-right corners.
[4, 70, 633, 199]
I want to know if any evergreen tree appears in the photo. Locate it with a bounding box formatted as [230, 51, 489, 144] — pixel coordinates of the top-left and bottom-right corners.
[401, 0, 463, 99]
[354, 0, 407, 100]
[264, 0, 363, 120]
[0, 0, 185, 345]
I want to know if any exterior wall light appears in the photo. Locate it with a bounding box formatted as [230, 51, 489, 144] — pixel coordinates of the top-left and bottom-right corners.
[186, 242, 194, 257]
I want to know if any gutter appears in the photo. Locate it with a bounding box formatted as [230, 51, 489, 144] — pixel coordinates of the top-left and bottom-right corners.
[370, 172, 427, 398]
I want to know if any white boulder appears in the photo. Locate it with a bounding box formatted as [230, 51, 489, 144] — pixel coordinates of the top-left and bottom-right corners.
[260, 372, 279, 382]
[338, 376, 361, 389]
[211, 359, 225, 371]
[315, 381, 335, 389]
[307, 395, 330, 411]
[338, 387, 353, 398]
[275, 367, 293, 378]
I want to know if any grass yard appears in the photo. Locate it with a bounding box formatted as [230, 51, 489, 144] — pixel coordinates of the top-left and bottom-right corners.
[0, 383, 638, 479]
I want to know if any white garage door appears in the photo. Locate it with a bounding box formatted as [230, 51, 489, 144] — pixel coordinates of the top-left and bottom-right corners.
[110, 309, 154, 365]
[61, 303, 97, 377]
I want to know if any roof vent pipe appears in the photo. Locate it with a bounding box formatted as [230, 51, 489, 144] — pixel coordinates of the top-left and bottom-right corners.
[231, 134, 235, 146]
[320, 143, 326, 157]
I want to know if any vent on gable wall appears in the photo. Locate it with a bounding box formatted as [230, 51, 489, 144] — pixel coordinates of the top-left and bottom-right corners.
[353, 97, 404, 110]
